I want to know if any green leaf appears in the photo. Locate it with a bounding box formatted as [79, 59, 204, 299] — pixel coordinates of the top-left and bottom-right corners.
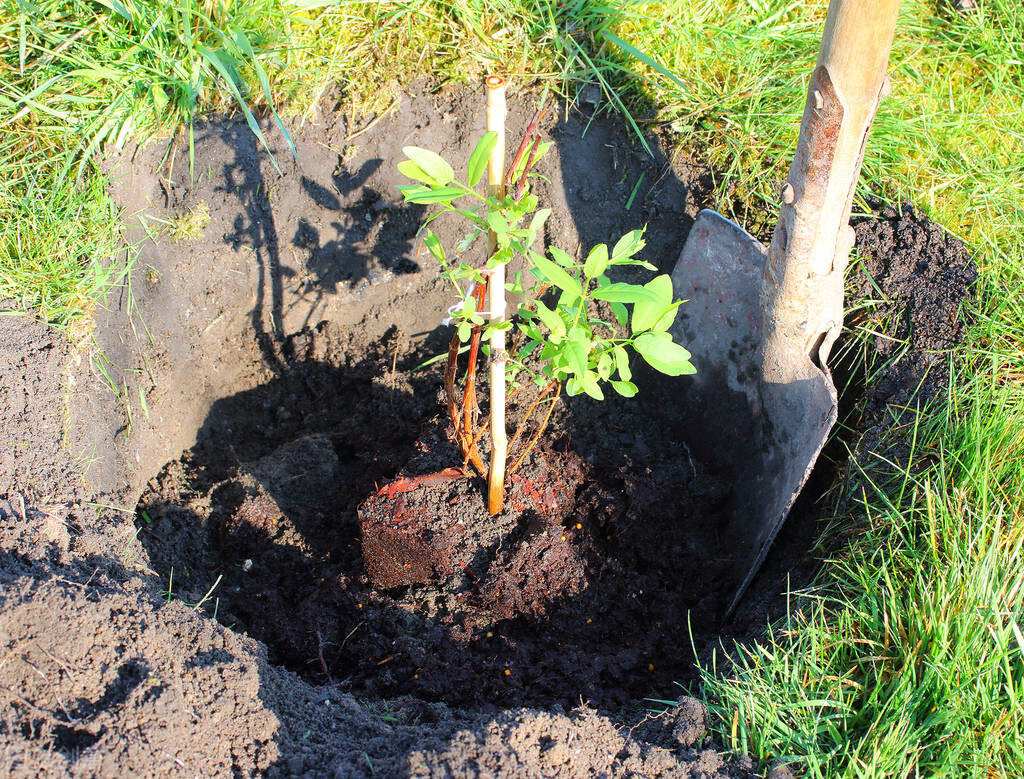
[519, 339, 541, 359]
[584, 244, 609, 278]
[397, 185, 464, 204]
[611, 380, 639, 397]
[94, 0, 134, 21]
[232, 29, 296, 161]
[610, 229, 646, 263]
[402, 146, 454, 185]
[563, 339, 588, 378]
[505, 271, 524, 295]
[532, 251, 583, 299]
[398, 159, 439, 186]
[486, 209, 508, 239]
[580, 371, 605, 400]
[533, 301, 565, 339]
[632, 332, 696, 376]
[601, 31, 691, 96]
[453, 262, 484, 281]
[565, 376, 582, 396]
[613, 345, 632, 381]
[566, 324, 591, 345]
[452, 207, 488, 227]
[197, 44, 282, 174]
[151, 84, 169, 115]
[631, 275, 676, 332]
[532, 140, 554, 163]
[456, 229, 481, 253]
[610, 301, 628, 326]
[467, 131, 497, 186]
[597, 351, 613, 380]
[557, 289, 581, 311]
[591, 282, 660, 304]
[527, 208, 551, 245]
[422, 230, 445, 263]
[598, 30, 688, 95]
[549, 246, 575, 268]
[650, 302, 680, 333]
[486, 246, 513, 270]
[457, 321, 471, 342]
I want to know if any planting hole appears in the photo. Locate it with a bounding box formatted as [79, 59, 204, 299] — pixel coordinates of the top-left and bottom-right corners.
[116, 91, 972, 711]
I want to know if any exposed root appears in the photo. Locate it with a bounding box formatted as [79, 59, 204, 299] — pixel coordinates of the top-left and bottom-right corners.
[510, 381, 561, 473]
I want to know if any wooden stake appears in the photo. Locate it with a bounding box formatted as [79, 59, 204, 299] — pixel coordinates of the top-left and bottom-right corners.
[485, 75, 507, 515]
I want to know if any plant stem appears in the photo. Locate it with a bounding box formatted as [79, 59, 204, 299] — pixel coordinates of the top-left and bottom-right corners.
[485, 74, 508, 515]
[504, 104, 547, 189]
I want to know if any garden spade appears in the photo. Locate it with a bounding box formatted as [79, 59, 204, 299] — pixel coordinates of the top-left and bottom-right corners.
[669, 0, 901, 612]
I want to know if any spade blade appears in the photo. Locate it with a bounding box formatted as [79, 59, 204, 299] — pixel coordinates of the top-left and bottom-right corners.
[670, 209, 837, 612]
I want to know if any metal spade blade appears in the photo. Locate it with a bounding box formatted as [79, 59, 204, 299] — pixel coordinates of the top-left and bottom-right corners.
[669, 210, 838, 613]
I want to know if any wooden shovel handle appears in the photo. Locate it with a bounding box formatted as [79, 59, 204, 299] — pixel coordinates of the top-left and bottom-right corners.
[819, 0, 901, 107]
[761, 0, 901, 379]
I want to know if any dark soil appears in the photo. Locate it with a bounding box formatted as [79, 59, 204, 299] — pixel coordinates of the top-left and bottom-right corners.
[852, 200, 978, 414]
[0, 315, 80, 504]
[845, 200, 979, 492]
[0, 82, 976, 776]
[136, 317, 732, 709]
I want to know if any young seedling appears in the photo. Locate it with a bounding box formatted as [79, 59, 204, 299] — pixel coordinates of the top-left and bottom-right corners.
[397, 80, 695, 514]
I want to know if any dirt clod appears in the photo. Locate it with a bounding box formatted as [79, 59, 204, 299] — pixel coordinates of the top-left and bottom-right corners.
[671, 698, 710, 748]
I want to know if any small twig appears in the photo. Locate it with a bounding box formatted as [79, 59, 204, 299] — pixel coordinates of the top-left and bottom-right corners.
[340, 621, 365, 651]
[345, 98, 399, 141]
[459, 284, 489, 477]
[506, 380, 556, 457]
[55, 566, 99, 591]
[0, 641, 29, 671]
[161, 751, 187, 769]
[513, 136, 542, 202]
[33, 643, 75, 681]
[316, 630, 334, 684]
[444, 285, 488, 478]
[0, 684, 55, 718]
[504, 105, 548, 189]
[388, 337, 400, 392]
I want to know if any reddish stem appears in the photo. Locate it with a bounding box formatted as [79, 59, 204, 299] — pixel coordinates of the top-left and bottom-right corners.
[514, 136, 542, 202]
[504, 106, 547, 189]
[375, 468, 469, 499]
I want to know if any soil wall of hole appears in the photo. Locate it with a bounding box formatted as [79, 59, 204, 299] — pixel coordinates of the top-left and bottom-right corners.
[0, 84, 974, 777]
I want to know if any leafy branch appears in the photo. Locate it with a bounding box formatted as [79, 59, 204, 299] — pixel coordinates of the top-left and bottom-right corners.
[397, 117, 694, 510]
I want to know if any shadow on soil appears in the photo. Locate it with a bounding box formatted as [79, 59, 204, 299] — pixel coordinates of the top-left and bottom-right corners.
[212, 122, 425, 371]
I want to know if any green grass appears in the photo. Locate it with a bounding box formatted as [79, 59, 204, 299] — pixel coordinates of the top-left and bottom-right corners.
[0, 165, 123, 326]
[2, 0, 1023, 774]
[702, 356, 1024, 776]
[0, 0, 294, 326]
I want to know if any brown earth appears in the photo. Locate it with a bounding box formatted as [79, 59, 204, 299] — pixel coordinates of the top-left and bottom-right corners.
[0, 84, 974, 776]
